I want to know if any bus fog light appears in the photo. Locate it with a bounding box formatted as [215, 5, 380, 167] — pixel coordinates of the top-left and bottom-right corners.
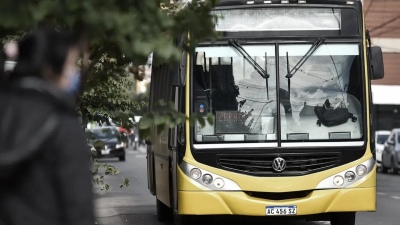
[356, 165, 367, 176]
[344, 171, 356, 182]
[333, 175, 344, 186]
[190, 168, 202, 180]
[202, 174, 213, 185]
[213, 178, 225, 189]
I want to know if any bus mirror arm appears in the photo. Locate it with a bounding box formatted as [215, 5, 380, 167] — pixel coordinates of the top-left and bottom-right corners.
[177, 124, 186, 146]
[168, 127, 177, 151]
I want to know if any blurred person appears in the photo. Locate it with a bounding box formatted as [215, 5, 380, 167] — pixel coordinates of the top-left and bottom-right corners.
[0, 28, 94, 225]
[129, 128, 136, 150]
[118, 126, 130, 148]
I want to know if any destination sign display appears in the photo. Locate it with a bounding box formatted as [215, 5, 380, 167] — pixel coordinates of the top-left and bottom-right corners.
[215, 111, 249, 134]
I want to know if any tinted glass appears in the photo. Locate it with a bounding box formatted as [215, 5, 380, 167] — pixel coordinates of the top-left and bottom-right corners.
[377, 134, 389, 144]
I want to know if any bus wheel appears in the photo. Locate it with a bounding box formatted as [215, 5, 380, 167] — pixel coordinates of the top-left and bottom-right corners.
[156, 199, 171, 222]
[173, 213, 189, 225]
[330, 212, 356, 225]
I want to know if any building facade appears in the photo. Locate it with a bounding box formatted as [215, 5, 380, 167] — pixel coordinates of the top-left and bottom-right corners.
[365, 0, 400, 131]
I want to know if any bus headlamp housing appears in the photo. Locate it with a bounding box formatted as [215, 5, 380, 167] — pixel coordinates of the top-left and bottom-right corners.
[190, 168, 202, 180]
[344, 171, 356, 182]
[316, 158, 375, 189]
[356, 165, 367, 176]
[202, 174, 213, 185]
[180, 161, 241, 191]
[333, 175, 344, 187]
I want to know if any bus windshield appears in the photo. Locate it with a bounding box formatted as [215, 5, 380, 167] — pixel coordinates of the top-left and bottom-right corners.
[192, 43, 363, 143]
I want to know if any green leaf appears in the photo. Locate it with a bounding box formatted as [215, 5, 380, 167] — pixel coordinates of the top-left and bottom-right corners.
[139, 116, 153, 129]
[123, 178, 130, 187]
[153, 114, 168, 126]
[206, 113, 214, 125]
[156, 124, 166, 135]
[197, 116, 206, 128]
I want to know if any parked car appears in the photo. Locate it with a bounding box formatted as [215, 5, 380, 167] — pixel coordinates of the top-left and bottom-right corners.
[87, 126, 126, 161]
[381, 129, 400, 174]
[375, 130, 390, 167]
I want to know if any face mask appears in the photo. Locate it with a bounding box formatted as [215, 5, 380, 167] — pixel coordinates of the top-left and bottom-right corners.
[67, 71, 81, 96]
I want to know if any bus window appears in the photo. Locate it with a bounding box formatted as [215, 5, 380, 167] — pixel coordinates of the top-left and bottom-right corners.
[279, 43, 363, 141]
[193, 45, 277, 142]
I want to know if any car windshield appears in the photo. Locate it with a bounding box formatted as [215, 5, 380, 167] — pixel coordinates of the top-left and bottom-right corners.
[192, 43, 363, 143]
[377, 134, 389, 144]
[91, 128, 119, 140]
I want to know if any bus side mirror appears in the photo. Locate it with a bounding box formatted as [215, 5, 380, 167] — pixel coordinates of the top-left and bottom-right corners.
[370, 46, 384, 80]
[171, 51, 187, 87]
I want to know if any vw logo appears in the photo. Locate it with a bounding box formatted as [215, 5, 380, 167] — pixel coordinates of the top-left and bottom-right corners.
[272, 157, 286, 172]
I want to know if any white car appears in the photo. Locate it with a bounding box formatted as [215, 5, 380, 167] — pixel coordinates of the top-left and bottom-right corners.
[375, 130, 390, 166]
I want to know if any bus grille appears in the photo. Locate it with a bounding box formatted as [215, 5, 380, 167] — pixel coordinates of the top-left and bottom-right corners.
[217, 153, 340, 176]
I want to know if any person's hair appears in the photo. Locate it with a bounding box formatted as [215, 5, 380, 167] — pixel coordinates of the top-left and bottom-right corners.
[1, 28, 79, 83]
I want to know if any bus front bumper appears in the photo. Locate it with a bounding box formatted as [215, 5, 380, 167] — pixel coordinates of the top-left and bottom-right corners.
[178, 187, 376, 216]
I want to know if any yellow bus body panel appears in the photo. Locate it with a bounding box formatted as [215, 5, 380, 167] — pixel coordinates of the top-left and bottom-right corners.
[177, 160, 376, 215]
[178, 187, 375, 215]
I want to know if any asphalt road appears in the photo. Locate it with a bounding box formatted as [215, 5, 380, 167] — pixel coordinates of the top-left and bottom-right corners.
[94, 147, 400, 225]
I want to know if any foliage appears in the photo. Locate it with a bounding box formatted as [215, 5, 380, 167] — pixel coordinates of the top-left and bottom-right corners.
[131, 91, 150, 117]
[138, 99, 214, 140]
[0, 0, 219, 122]
[91, 162, 130, 191]
[0, 0, 219, 189]
[78, 52, 134, 124]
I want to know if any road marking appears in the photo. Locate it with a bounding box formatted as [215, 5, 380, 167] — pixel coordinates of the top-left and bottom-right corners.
[135, 155, 146, 158]
[377, 192, 387, 195]
[390, 196, 400, 200]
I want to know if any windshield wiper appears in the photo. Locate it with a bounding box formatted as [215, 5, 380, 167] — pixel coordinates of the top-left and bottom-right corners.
[286, 37, 325, 97]
[228, 39, 271, 99]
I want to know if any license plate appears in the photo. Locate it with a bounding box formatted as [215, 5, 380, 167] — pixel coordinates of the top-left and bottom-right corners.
[266, 206, 297, 216]
[101, 149, 110, 155]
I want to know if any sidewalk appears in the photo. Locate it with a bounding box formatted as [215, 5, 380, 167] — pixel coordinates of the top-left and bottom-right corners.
[94, 144, 154, 225]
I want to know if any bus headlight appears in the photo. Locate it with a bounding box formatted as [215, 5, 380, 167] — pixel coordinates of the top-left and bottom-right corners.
[213, 178, 225, 189]
[356, 165, 367, 176]
[202, 174, 213, 185]
[180, 161, 241, 191]
[333, 175, 344, 186]
[190, 168, 202, 180]
[316, 158, 375, 189]
[344, 171, 356, 182]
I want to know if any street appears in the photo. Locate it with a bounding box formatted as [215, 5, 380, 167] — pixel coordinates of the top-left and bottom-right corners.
[94, 147, 400, 225]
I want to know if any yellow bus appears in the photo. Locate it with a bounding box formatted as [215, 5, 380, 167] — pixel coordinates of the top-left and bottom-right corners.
[147, 0, 385, 224]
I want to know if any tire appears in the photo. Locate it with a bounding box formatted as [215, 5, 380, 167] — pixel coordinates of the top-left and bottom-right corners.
[119, 155, 126, 161]
[156, 199, 171, 222]
[382, 156, 389, 173]
[330, 212, 356, 225]
[173, 213, 190, 225]
[391, 158, 399, 174]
